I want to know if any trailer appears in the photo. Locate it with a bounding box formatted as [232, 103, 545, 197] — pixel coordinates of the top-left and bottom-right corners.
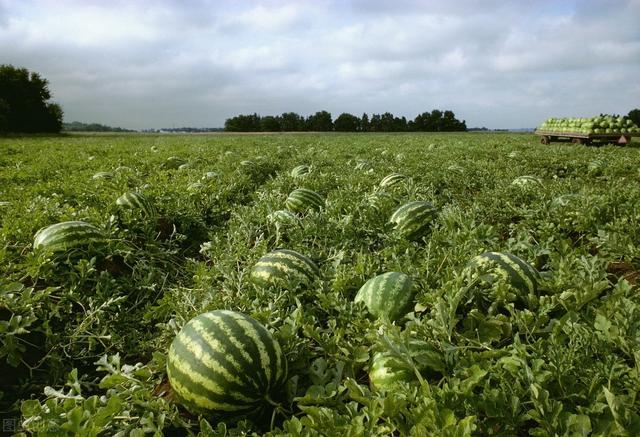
[535, 130, 637, 146]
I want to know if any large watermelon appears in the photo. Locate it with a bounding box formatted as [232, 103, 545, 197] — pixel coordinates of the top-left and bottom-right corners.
[251, 249, 319, 289]
[354, 272, 415, 322]
[167, 310, 287, 414]
[285, 188, 324, 213]
[389, 201, 437, 240]
[33, 221, 103, 253]
[115, 192, 156, 218]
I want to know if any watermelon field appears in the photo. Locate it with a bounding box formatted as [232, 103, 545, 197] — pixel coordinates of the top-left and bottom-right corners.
[2, 132, 640, 435]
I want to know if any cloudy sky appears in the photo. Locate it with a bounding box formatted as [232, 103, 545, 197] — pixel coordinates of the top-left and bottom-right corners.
[1, 0, 639, 129]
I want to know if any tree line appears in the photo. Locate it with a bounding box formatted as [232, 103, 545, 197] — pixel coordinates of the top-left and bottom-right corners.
[224, 110, 467, 132]
[0, 65, 63, 134]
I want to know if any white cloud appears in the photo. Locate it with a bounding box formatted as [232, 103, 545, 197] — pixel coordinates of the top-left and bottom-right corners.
[0, 0, 638, 129]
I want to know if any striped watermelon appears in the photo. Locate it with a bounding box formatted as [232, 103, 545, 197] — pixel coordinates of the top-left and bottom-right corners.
[389, 201, 437, 240]
[202, 172, 219, 179]
[115, 192, 156, 218]
[379, 173, 407, 189]
[511, 175, 543, 187]
[465, 252, 540, 301]
[290, 165, 311, 178]
[92, 171, 114, 180]
[163, 156, 186, 169]
[251, 249, 319, 289]
[167, 310, 287, 414]
[285, 188, 324, 213]
[447, 164, 464, 175]
[354, 272, 415, 322]
[369, 352, 414, 391]
[34, 221, 103, 253]
[355, 160, 373, 171]
[268, 210, 302, 227]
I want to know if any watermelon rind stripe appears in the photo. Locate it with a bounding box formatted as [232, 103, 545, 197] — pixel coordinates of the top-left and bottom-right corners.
[215, 311, 270, 390]
[167, 310, 286, 414]
[34, 221, 103, 252]
[482, 252, 537, 294]
[167, 365, 251, 412]
[171, 320, 258, 393]
[355, 272, 414, 322]
[225, 311, 285, 390]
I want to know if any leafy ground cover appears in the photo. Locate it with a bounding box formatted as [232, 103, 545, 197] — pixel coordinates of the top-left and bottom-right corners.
[1, 132, 640, 435]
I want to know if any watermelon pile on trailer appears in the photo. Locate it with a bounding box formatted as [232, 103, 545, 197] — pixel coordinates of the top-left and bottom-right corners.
[535, 115, 640, 145]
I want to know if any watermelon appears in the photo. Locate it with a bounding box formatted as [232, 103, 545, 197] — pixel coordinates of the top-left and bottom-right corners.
[389, 201, 437, 240]
[188, 182, 205, 191]
[366, 191, 396, 212]
[355, 160, 373, 171]
[379, 173, 407, 189]
[167, 310, 286, 414]
[354, 272, 415, 322]
[34, 221, 103, 253]
[290, 165, 311, 178]
[464, 252, 540, 312]
[163, 156, 186, 169]
[202, 172, 219, 179]
[285, 188, 324, 213]
[268, 210, 301, 227]
[92, 171, 114, 180]
[511, 175, 543, 187]
[251, 249, 319, 289]
[369, 352, 414, 391]
[115, 192, 156, 218]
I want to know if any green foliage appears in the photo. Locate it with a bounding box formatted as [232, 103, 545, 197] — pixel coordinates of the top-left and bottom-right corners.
[1, 132, 640, 435]
[0, 64, 63, 133]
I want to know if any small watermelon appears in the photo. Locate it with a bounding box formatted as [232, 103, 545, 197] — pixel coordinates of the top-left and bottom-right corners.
[92, 171, 114, 180]
[511, 175, 543, 187]
[379, 173, 407, 189]
[290, 165, 311, 178]
[268, 210, 302, 227]
[389, 201, 437, 240]
[34, 221, 103, 253]
[285, 188, 324, 213]
[115, 192, 156, 218]
[251, 249, 319, 289]
[354, 272, 415, 322]
[369, 352, 414, 391]
[167, 310, 287, 415]
[163, 156, 186, 169]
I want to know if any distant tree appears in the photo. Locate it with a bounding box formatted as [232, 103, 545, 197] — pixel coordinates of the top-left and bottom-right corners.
[333, 113, 360, 132]
[369, 114, 382, 131]
[306, 110, 333, 131]
[280, 112, 305, 131]
[224, 113, 261, 131]
[360, 113, 370, 132]
[413, 109, 466, 132]
[629, 109, 640, 126]
[260, 115, 281, 131]
[0, 64, 63, 133]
